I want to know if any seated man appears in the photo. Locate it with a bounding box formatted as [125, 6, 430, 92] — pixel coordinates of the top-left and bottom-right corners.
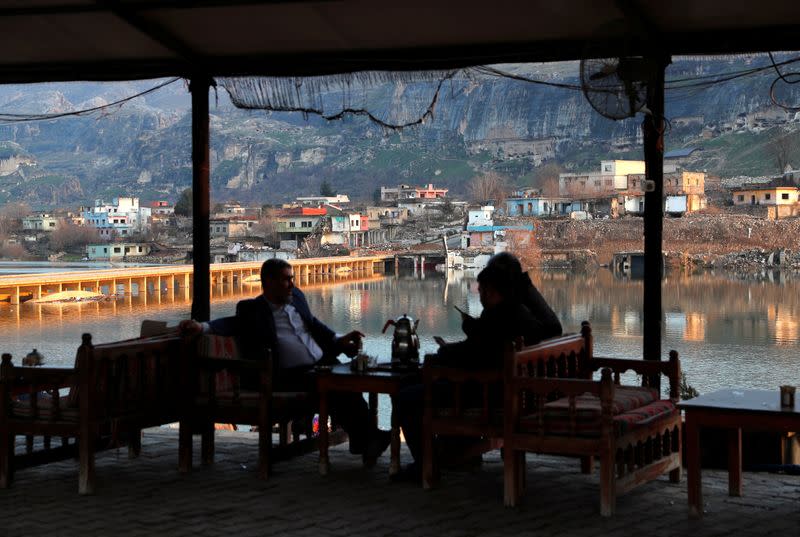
[395, 252, 562, 480]
[181, 258, 390, 463]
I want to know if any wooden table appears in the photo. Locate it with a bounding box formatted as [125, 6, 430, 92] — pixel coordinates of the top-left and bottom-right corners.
[315, 363, 420, 476]
[679, 388, 800, 518]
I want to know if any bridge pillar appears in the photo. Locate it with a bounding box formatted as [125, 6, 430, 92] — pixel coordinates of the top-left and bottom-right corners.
[34, 285, 41, 300]
[420, 256, 425, 279]
[156, 275, 162, 294]
[10, 286, 19, 305]
[184, 273, 190, 290]
[95, 281, 101, 293]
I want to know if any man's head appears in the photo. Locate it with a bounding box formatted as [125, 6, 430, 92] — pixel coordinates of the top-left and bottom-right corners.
[260, 258, 294, 304]
[476, 252, 524, 309]
[476, 263, 514, 309]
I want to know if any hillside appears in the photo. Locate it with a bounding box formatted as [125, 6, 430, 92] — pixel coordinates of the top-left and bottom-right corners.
[0, 55, 798, 207]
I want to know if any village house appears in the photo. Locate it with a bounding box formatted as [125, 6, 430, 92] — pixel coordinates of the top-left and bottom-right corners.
[623, 171, 707, 216]
[732, 178, 800, 219]
[295, 194, 350, 206]
[209, 216, 258, 239]
[381, 183, 447, 202]
[21, 213, 60, 232]
[82, 197, 151, 240]
[274, 207, 326, 244]
[85, 242, 151, 261]
[149, 200, 174, 216]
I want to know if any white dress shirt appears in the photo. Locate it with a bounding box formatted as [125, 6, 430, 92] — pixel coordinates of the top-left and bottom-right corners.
[268, 300, 323, 369]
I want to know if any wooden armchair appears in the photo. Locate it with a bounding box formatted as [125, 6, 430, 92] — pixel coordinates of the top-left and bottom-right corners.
[0, 333, 184, 494]
[503, 322, 682, 516]
[421, 327, 592, 489]
[421, 364, 503, 489]
[180, 334, 326, 479]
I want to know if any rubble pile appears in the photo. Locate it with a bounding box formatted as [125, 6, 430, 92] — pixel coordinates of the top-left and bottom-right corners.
[535, 215, 800, 269]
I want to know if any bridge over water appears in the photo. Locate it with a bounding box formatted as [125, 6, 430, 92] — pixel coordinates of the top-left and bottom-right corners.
[0, 256, 392, 304]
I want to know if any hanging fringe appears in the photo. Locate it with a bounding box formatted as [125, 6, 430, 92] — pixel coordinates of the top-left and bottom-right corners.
[218, 70, 461, 130]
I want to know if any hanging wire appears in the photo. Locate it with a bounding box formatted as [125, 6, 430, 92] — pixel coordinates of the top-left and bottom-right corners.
[767, 51, 800, 111]
[0, 78, 182, 123]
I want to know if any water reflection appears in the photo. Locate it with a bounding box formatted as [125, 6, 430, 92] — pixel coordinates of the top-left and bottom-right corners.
[0, 268, 797, 395]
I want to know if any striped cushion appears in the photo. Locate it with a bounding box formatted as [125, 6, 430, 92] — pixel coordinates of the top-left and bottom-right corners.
[198, 335, 241, 392]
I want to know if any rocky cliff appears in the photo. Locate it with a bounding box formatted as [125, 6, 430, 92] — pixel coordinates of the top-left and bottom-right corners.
[0, 55, 798, 207]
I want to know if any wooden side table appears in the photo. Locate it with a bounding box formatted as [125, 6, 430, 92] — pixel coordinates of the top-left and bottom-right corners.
[679, 388, 800, 518]
[316, 363, 420, 476]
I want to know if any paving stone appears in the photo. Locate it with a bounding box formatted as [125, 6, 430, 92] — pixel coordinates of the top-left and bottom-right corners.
[0, 428, 798, 537]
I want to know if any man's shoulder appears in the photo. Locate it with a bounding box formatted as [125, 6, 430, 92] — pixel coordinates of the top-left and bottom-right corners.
[236, 296, 267, 314]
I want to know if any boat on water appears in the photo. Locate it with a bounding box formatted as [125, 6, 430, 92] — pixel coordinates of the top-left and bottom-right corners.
[31, 290, 108, 304]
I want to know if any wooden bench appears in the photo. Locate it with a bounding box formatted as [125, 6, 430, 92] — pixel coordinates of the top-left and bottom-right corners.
[0, 333, 184, 494]
[503, 322, 682, 516]
[179, 334, 338, 479]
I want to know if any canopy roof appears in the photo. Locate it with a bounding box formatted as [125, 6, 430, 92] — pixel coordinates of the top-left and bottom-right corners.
[2, 0, 800, 83]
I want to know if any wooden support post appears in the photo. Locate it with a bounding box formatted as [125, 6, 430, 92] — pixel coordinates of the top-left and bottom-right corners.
[642, 54, 670, 389]
[191, 75, 211, 323]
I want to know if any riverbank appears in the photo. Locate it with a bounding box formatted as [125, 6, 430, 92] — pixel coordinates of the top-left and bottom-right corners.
[535, 214, 800, 270]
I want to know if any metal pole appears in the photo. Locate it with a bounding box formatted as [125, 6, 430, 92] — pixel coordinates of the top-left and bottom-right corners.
[642, 55, 670, 385]
[190, 76, 211, 322]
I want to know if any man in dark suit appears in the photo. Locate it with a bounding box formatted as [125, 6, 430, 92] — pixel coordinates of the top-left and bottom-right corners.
[181, 258, 390, 463]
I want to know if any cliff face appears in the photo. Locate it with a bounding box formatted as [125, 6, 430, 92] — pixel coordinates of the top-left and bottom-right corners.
[0, 56, 798, 206]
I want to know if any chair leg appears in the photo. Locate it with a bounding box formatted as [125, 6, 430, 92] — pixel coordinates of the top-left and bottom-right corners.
[599, 451, 616, 517]
[517, 452, 526, 495]
[504, 448, 519, 507]
[178, 420, 192, 474]
[201, 422, 214, 465]
[422, 432, 437, 490]
[128, 429, 142, 459]
[0, 433, 12, 488]
[78, 435, 96, 495]
[25, 435, 33, 454]
[257, 425, 270, 480]
[580, 455, 594, 474]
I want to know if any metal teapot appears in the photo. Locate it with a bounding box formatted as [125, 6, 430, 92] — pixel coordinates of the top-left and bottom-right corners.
[382, 314, 420, 368]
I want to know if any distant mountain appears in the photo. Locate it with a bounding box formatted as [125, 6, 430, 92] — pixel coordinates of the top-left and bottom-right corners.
[0, 56, 798, 208]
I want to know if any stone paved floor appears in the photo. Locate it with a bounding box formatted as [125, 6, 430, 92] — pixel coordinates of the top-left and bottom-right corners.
[1, 429, 798, 537]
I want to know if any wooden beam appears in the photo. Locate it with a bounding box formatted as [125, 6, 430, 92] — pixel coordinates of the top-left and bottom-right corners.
[642, 55, 670, 388]
[190, 76, 211, 322]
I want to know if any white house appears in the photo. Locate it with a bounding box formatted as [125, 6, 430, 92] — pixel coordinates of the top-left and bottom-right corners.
[22, 213, 60, 231]
[86, 242, 151, 260]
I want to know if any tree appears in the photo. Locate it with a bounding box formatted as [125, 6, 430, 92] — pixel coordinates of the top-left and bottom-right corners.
[469, 171, 509, 205]
[49, 222, 99, 251]
[768, 132, 796, 173]
[0, 201, 31, 235]
[531, 162, 564, 197]
[174, 188, 193, 216]
[320, 179, 335, 197]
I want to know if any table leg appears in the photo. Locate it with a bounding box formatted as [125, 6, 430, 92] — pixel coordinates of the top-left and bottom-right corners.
[319, 388, 330, 476]
[369, 392, 378, 429]
[686, 413, 703, 519]
[390, 394, 401, 476]
[728, 428, 742, 497]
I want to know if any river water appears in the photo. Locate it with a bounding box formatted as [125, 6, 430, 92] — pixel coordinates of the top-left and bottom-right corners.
[1, 267, 798, 426]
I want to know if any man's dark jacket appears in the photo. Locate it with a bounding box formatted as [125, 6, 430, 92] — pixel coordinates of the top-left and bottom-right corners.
[208, 288, 336, 369]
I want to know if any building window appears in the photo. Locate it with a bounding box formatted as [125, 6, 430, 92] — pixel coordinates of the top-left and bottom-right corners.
[765, 193, 771, 200]
[113, 247, 121, 253]
[103, 247, 107, 253]
[737, 195, 744, 202]
[782, 193, 789, 200]
[138, 247, 143, 252]
[49, 222, 55, 227]
[289, 222, 296, 228]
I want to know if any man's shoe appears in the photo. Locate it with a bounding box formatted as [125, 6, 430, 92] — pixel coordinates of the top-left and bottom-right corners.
[362, 429, 391, 467]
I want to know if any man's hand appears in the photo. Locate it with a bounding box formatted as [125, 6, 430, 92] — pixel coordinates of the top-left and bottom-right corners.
[179, 319, 203, 337]
[337, 330, 365, 358]
[433, 336, 447, 347]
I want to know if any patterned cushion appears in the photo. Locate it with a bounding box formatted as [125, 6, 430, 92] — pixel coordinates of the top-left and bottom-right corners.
[198, 335, 241, 392]
[519, 386, 661, 437]
[12, 398, 79, 422]
[613, 400, 677, 435]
